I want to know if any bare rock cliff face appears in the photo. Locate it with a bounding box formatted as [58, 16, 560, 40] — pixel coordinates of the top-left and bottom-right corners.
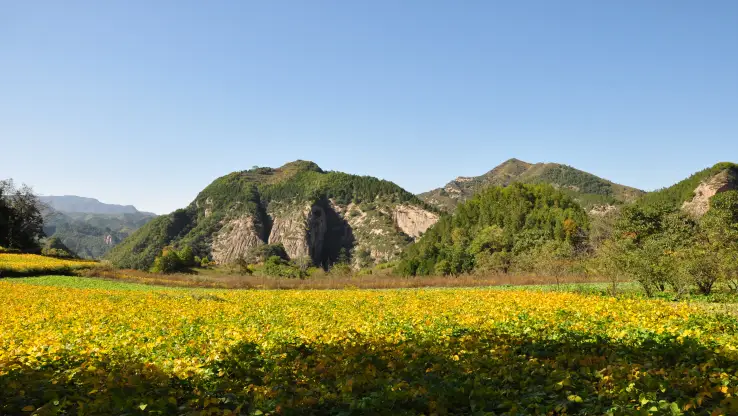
[392, 204, 439, 239]
[211, 216, 265, 264]
[682, 170, 737, 217]
[268, 204, 327, 264]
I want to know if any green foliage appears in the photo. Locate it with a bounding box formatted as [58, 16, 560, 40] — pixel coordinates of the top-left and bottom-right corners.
[245, 243, 289, 264]
[599, 193, 738, 297]
[398, 183, 589, 276]
[150, 245, 196, 274]
[702, 190, 738, 244]
[263, 256, 303, 278]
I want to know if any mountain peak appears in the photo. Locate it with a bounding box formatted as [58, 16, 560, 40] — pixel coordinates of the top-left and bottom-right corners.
[278, 160, 323, 174]
[420, 159, 645, 212]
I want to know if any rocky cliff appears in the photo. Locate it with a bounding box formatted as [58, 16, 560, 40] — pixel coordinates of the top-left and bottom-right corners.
[106, 161, 439, 270]
[682, 168, 738, 217]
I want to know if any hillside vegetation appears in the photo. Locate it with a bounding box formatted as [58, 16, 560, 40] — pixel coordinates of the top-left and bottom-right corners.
[420, 158, 645, 212]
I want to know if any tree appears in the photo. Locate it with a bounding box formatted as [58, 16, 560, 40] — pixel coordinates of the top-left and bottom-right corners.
[676, 245, 720, 295]
[293, 256, 313, 279]
[151, 247, 186, 274]
[0, 179, 45, 251]
[178, 245, 196, 267]
[702, 191, 738, 245]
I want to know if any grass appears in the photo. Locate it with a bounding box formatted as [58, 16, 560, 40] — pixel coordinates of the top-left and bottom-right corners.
[9, 275, 180, 291]
[76, 263, 604, 290]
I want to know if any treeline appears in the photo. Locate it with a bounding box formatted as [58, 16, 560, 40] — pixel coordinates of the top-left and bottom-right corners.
[398, 181, 738, 298]
[595, 192, 738, 297]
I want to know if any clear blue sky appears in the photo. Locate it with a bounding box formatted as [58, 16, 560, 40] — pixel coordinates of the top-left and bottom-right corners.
[3, 0, 737, 214]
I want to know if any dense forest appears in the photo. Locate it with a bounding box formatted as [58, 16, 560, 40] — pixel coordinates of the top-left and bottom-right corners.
[398, 183, 589, 276]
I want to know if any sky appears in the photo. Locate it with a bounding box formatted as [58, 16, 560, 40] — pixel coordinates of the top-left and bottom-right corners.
[2, 0, 737, 214]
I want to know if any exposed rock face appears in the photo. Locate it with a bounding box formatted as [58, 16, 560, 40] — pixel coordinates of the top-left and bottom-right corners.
[589, 204, 617, 216]
[268, 204, 327, 264]
[682, 170, 738, 217]
[392, 204, 439, 239]
[211, 215, 265, 264]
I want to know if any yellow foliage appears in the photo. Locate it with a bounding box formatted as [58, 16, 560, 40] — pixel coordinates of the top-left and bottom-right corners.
[0, 253, 94, 275]
[1, 280, 737, 413]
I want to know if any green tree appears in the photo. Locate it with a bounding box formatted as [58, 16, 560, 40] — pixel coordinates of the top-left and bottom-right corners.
[151, 247, 186, 274]
[0, 179, 45, 251]
[178, 245, 196, 267]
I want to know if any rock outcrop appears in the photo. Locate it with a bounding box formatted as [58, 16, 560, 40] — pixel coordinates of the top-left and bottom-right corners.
[392, 204, 439, 239]
[682, 169, 738, 217]
[211, 215, 265, 264]
[268, 204, 327, 264]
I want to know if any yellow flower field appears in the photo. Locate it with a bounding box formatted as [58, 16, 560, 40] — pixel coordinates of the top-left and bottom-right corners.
[0, 253, 94, 276]
[1, 279, 738, 414]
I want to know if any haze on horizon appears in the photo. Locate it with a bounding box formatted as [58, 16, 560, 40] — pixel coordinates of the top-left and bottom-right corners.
[3, 0, 737, 214]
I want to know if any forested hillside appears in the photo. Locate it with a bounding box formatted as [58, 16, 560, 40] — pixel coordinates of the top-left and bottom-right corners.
[399, 183, 589, 276]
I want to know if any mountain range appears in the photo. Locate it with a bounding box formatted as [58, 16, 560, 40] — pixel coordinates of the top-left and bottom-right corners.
[40, 195, 154, 216]
[40, 196, 157, 259]
[37, 158, 735, 268]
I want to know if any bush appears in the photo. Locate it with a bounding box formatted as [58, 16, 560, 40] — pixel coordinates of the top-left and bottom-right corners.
[263, 256, 301, 278]
[151, 247, 188, 274]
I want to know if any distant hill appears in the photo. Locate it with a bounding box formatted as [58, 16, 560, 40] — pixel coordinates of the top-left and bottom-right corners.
[39, 195, 154, 215]
[40, 196, 157, 259]
[106, 160, 439, 270]
[419, 158, 646, 212]
[638, 162, 738, 217]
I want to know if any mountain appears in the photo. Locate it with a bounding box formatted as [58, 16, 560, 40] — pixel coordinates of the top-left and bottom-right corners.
[419, 158, 646, 212]
[638, 162, 738, 217]
[39, 195, 154, 215]
[43, 210, 157, 259]
[105, 160, 439, 270]
[39, 196, 157, 259]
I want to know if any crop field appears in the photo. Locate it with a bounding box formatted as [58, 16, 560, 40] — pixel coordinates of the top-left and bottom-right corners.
[0, 253, 94, 277]
[2, 278, 738, 415]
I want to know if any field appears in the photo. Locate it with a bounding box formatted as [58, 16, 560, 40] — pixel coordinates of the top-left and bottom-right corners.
[2, 277, 738, 415]
[0, 253, 94, 277]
